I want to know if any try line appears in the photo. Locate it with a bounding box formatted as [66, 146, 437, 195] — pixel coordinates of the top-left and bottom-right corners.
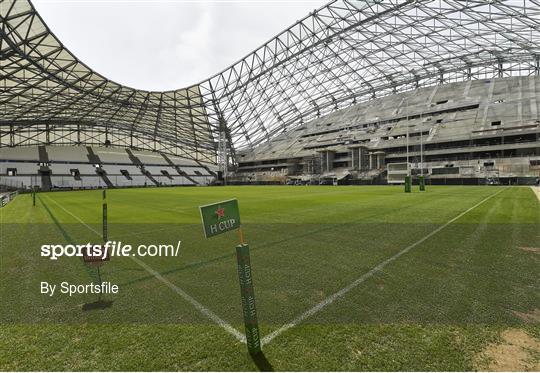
[41, 194, 246, 344]
[260, 187, 508, 346]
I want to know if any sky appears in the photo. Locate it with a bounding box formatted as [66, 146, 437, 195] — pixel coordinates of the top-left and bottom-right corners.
[32, 0, 327, 91]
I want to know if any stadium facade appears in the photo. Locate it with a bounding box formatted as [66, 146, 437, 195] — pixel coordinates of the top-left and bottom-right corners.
[1, 0, 540, 190]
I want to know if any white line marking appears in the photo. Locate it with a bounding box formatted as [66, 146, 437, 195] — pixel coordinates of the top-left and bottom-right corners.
[261, 188, 507, 346]
[531, 186, 540, 202]
[44, 195, 101, 235]
[42, 194, 246, 343]
[131, 256, 246, 342]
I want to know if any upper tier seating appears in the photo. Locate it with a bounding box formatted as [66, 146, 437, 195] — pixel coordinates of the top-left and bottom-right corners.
[167, 155, 199, 166]
[0, 147, 39, 161]
[132, 151, 168, 165]
[95, 149, 132, 164]
[46, 146, 89, 163]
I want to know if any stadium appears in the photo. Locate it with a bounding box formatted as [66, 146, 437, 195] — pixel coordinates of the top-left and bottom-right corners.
[1, 0, 539, 371]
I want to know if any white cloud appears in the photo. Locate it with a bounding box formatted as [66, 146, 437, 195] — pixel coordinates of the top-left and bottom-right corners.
[32, 0, 327, 91]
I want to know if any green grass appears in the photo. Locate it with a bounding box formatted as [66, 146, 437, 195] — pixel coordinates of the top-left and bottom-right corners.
[1, 185, 539, 370]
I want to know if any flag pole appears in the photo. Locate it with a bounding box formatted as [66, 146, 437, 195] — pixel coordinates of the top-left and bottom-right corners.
[238, 226, 245, 245]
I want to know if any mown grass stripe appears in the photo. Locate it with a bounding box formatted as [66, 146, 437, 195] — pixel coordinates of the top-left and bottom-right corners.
[260, 188, 508, 346]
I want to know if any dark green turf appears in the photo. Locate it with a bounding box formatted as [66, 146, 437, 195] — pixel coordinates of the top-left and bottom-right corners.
[1, 185, 538, 370]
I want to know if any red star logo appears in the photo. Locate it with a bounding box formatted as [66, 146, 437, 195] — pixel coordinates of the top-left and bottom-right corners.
[215, 206, 225, 219]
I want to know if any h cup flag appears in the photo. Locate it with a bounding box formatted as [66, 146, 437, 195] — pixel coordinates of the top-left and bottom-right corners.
[199, 199, 241, 238]
[198, 198, 262, 355]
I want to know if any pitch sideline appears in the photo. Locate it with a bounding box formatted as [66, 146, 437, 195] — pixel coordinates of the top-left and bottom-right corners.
[42, 194, 246, 343]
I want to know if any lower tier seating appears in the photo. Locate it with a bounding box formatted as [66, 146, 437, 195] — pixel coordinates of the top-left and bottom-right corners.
[0, 145, 216, 190]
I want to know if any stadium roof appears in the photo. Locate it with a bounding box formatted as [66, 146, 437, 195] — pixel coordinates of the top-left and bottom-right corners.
[1, 0, 540, 162]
